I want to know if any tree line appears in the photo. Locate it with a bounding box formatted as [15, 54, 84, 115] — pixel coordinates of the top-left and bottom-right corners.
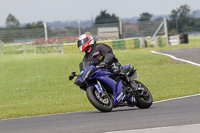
[168, 4, 200, 35]
[133, 4, 200, 35]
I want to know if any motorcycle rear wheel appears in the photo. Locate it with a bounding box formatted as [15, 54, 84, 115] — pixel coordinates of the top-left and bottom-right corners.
[134, 80, 153, 109]
[86, 86, 113, 112]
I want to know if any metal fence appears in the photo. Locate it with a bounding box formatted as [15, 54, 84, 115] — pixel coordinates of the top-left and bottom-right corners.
[0, 18, 167, 45]
[0, 43, 64, 56]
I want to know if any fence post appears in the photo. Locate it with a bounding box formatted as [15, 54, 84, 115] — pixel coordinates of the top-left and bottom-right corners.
[140, 37, 145, 48]
[34, 44, 37, 54]
[56, 43, 59, 53]
[43, 22, 48, 42]
[61, 43, 64, 54]
[45, 44, 48, 53]
[0, 45, 3, 56]
[177, 35, 180, 44]
[119, 17, 122, 39]
[163, 15, 169, 45]
[40, 44, 43, 53]
[154, 36, 158, 46]
[78, 20, 81, 36]
[23, 43, 26, 54]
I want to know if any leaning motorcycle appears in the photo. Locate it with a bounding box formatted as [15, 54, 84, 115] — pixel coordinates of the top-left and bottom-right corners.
[69, 52, 153, 112]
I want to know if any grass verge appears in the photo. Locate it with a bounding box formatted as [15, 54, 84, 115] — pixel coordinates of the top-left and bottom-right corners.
[0, 38, 200, 119]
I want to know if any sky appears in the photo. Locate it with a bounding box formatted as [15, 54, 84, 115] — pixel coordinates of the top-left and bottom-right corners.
[0, 0, 200, 27]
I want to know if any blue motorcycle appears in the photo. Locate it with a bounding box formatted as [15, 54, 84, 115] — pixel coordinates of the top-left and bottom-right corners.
[69, 52, 153, 112]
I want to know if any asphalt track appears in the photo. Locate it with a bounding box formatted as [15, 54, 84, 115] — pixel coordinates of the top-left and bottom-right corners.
[0, 48, 200, 133]
[1, 95, 200, 133]
[156, 47, 200, 64]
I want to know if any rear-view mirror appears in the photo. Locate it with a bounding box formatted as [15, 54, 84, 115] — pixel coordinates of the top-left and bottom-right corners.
[69, 72, 76, 81]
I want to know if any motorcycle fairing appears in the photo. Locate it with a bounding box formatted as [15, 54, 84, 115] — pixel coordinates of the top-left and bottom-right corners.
[77, 63, 137, 106]
[90, 72, 136, 106]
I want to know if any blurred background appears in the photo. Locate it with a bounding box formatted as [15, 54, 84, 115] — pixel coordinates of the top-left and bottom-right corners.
[0, 0, 200, 120]
[0, 0, 200, 54]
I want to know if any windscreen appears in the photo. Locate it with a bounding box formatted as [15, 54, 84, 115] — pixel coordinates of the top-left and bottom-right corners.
[79, 61, 90, 73]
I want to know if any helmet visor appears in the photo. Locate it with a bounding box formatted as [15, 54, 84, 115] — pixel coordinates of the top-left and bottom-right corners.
[77, 40, 83, 48]
[78, 45, 83, 52]
[78, 37, 89, 51]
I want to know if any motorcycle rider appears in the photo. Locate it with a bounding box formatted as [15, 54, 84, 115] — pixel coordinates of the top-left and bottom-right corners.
[77, 33, 138, 92]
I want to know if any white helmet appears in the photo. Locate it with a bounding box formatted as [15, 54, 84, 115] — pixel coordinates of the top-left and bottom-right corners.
[77, 34, 94, 52]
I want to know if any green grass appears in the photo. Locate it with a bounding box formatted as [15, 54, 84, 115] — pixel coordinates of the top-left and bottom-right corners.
[0, 37, 200, 119]
[0, 53, 93, 119]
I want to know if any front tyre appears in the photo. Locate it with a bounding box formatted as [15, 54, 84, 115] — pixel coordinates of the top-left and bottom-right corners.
[86, 86, 113, 112]
[135, 80, 153, 109]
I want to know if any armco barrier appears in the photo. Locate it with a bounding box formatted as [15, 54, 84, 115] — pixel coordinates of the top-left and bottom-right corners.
[134, 37, 140, 48]
[63, 36, 168, 53]
[97, 40, 113, 48]
[146, 36, 151, 47]
[113, 39, 125, 50]
[119, 39, 126, 50]
[124, 38, 135, 49]
[162, 36, 167, 46]
[158, 36, 163, 47]
[157, 36, 167, 47]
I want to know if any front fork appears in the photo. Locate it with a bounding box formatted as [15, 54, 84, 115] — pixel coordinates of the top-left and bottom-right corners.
[94, 80, 107, 98]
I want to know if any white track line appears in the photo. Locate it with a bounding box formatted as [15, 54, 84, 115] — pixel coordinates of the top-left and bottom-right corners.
[106, 123, 200, 133]
[151, 50, 200, 67]
[153, 93, 200, 103]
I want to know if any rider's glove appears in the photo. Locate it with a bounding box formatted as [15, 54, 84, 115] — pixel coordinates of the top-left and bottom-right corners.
[97, 61, 107, 68]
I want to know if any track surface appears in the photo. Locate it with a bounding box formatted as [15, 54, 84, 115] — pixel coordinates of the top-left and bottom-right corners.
[1, 95, 200, 133]
[1, 48, 200, 133]
[159, 48, 200, 64]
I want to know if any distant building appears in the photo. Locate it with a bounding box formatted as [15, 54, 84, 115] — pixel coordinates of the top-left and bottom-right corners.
[123, 24, 139, 30]
[122, 24, 139, 38]
[97, 27, 119, 40]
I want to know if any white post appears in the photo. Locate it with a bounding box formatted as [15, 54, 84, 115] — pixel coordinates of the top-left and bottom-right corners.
[34, 44, 37, 54]
[0, 44, 3, 56]
[61, 43, 64, 54]
[43, 22, 48, 42]
[23, 43, 26, 54]
[119, 17, 122, 39]
[163, 15, 169, 45]
[151, 21, 164, 44]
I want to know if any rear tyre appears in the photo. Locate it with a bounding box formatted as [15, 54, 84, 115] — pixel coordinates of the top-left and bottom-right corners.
[135, 80, 153, 109]
[86, 86, 113, 112]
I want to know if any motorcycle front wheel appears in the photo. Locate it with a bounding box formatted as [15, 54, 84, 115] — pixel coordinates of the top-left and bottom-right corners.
[86, 86, 113, 112]
[134, 80, 153, 109]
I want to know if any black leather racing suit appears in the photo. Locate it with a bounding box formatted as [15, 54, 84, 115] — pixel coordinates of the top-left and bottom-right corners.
[83, 43, 138, 93]
[83, 43, 118, 66]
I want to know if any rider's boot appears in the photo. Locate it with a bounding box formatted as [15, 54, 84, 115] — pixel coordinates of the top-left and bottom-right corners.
[125, 81, 138, 97]
[129, 80, 138, 92]
[123, 76, 138, 97]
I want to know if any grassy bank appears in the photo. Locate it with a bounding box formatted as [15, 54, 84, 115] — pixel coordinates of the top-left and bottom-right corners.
[0, 40, 200, 119]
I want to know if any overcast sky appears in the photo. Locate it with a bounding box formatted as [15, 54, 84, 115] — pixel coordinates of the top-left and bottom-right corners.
[0, 0, 200, 26]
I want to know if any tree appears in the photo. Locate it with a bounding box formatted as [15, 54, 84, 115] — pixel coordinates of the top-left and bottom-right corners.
[138, 12, 152, 21]
[25, 21, 44, 29]
[178, 4, 191, 19]
[95, 10, 119, 24]
[169, 4, 191, 33]
[5, 13, 20, 28]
